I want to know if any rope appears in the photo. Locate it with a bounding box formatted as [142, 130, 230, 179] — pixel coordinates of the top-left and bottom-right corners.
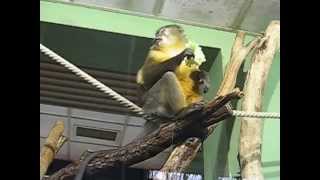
[40, 44, 153, 120]
[232, 110, 280, 119]
[40, 44, 279, 119]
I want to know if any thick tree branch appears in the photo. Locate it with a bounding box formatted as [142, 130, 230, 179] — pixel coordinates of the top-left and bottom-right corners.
[160, 137, 201, 172]
[239, 21, 280, 180]
[217, 31, 261, 97]
[48, 89, 241, 180]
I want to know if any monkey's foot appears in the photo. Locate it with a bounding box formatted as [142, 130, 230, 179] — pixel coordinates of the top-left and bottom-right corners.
[174, 102, 205, 120]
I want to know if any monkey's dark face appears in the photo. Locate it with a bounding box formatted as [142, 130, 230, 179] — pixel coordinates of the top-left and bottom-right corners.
[153, 25, 187, 49]
[198, 77, 210, 94]
[191, 71, 210, 94]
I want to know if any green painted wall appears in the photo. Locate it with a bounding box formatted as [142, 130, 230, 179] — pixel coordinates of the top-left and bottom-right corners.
[40, 22, 219, 75]
[261, 52, 280, 180]
[40, 1, 280, 179]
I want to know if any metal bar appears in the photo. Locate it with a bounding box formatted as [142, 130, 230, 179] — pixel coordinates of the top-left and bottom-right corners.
[40, 83, 138, 102]
[40, 61, 137, 82]
[40, 74, 138, 96]
[40, 96, 135, 115]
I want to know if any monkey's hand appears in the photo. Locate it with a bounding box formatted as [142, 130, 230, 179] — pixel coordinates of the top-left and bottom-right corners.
[183, 48, 195, 59]
[183, 48, 199, 67]
[186, 41, 207, 65]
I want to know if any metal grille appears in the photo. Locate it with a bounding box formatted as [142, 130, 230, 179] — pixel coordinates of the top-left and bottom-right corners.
[40, 57, 139, 116]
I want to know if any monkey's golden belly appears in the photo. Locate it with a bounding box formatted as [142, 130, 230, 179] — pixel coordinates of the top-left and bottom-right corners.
[179, 79, 202, 104]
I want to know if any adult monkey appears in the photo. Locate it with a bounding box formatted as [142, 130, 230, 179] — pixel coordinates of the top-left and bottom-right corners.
[137, 24, 210, 138]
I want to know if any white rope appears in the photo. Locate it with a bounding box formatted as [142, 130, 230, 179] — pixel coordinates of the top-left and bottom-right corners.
[40, 44, 279, 119]
[232, 110, 280, 119]
[40, 44, 154, 120]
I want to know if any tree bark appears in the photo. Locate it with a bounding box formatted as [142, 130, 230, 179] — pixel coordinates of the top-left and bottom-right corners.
[217, 31, 261, 97]
[40, 120, 67, 179]
[239, 21, 280, 180]
[161, 30, 261, 172]
[160, 137, 201, 172]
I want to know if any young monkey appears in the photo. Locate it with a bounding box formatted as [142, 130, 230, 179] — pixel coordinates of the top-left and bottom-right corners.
[136, 24, 210, 138]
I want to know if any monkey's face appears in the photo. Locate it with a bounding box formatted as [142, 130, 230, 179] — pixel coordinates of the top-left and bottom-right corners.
[153, 25, 187, 49]
[198, 77, 210, 94]
[191, 71, 210, 94]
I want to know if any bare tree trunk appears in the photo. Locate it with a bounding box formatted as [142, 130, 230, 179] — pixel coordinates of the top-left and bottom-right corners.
[161, 31, 261, 172]
[239, 21, 280, 180]
[40, 120, 67, 179]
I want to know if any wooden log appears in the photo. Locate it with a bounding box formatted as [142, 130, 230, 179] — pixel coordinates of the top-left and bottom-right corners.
[40, 120, 67, 179]
[239, 21, 280, 180]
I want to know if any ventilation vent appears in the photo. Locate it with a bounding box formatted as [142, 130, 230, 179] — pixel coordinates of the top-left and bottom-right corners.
[40, 54, 139, 116]
[76, 126, 118, 141]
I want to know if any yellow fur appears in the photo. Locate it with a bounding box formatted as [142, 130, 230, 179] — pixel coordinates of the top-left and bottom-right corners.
[138, 27, 203, 107]
[175, 63, 202, 104]
[147, 44, 203, 105]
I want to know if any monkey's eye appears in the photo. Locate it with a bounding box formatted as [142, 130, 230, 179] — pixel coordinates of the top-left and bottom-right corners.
[153, 37, 162, 44]
[199, 80, 204, 84]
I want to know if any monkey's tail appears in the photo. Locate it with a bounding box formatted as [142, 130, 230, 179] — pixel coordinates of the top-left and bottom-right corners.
[74, 151, 99, 180]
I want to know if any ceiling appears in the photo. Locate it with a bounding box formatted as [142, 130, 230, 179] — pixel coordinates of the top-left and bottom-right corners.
[58, 0, 279, 33]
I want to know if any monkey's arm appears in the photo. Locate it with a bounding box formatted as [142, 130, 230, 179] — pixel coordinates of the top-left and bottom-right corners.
[142, 48, 194, 88]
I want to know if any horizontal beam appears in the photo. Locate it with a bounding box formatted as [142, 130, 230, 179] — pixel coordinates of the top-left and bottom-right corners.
[40, 0, 256, 51]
